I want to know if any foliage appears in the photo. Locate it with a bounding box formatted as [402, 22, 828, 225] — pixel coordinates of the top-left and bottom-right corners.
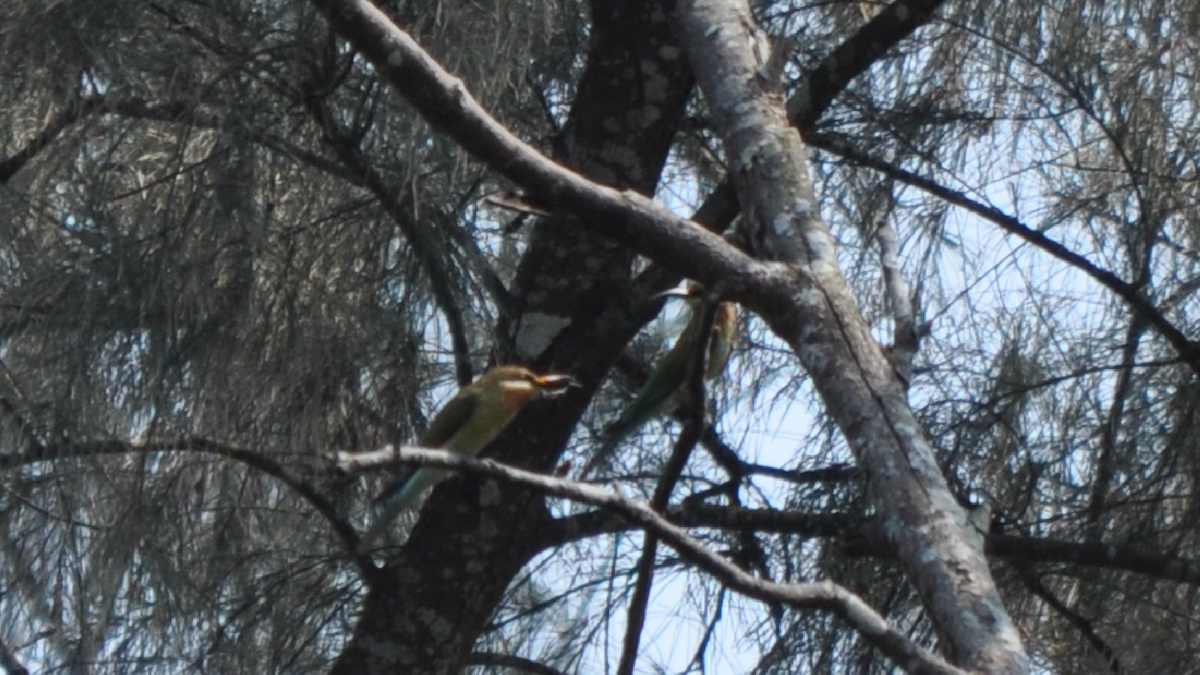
[1, 0, 1198, 673]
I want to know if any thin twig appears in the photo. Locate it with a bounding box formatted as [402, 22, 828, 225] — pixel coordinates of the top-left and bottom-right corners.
[616, 296, 718, 675]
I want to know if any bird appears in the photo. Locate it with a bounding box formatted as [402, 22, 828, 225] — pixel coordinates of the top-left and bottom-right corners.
[581, 287, 737, 479]
[357, 365, 574, 552]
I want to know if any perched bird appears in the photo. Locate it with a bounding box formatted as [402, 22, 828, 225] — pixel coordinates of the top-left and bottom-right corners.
[581, 287, 737, 479]
[357, 365, 574, 552]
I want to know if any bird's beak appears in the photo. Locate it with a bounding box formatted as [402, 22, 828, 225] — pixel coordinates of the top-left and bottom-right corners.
[652, 284, 697, 301]
[535, 374, 576, 397]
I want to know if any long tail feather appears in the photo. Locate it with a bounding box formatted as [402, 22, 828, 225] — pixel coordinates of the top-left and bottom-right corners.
[356, 468, 448, 553]
[579, 435, 621, 481]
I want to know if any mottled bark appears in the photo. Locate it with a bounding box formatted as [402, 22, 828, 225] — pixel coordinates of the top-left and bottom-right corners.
[673, 1, 1029, 673]
[314, 1, 696, 673]
[310, 0, 1029, 671]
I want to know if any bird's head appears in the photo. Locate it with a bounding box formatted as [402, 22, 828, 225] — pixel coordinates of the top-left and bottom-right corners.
[654, 283, 737, 330]
[482, 365, 576, 408]
[653, 281, 704, 305]
[652, 283, 738, 380]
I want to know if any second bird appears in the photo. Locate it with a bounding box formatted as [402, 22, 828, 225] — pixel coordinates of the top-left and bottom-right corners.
[582, 288, 737, 479]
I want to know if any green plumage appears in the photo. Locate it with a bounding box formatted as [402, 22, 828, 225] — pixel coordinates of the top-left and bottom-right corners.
[583, 299, 737, 479]
[357, 366, 571, 553]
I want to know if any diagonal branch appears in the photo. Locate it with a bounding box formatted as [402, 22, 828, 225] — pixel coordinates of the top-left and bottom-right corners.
[1013, 566, 1119, 674]
[807, 132, 1200, 375]
[334, 445, 965, 675]
[535, 502, 1200, 587]
[305, 0, 761, 294]
[674, 0, 1023, 669]
[685, 0, 949, 236]
[789, 0, 949, 132]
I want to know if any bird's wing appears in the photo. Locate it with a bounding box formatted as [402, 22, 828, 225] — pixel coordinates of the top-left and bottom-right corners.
[355, 390, 479, 553]
[582, 339, 691, 480]
[704, 303, 738, 380]
[419, 389, 479, 447]
[617, 332, 691, 427]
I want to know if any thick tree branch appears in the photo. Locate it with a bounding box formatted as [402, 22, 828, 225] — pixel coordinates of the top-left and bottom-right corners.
[304, 0, 765, 297]
[674, 0, 1026, 671]
[789, 0, 949, 132]
[985, 534, 1200, 586]
[876, 219, 922, 384]
[536, 499, 1200, 587]
[685, 0, 948, 236]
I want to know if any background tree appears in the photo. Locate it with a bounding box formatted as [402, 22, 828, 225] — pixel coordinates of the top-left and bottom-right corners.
[1, 0, 1198, 674]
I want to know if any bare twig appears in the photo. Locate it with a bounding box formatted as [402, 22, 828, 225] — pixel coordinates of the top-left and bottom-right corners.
[808, 132, 1200, 375]
[616, 295, 718, 675]
[1014, 567, 1120, 674]
[0, 437, 375, 576]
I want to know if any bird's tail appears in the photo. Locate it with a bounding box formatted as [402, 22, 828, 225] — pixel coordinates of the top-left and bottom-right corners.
[581, 380, 680, 481]
[356, 468, 449, 554]
[579, 415, 640, 481]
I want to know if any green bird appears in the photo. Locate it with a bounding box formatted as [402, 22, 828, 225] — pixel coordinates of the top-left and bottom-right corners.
[357, 365, 574, 552]
[582, 288, 738, 479]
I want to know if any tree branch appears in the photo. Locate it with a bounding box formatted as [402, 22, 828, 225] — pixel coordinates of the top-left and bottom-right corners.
[788, 0, 949, 132]
[536, 501, 1200, 587]
[616, 297, 715, 675]
[876, 218, 922, 385]
[674, 0, 1023, 669]
[1013, 566, 1119, 674]
[0, 437, 374, 576]
[807, 132, 1200, 375]
[683, 0, 949, 237]
[333, 445, 965, 675]
[304, 0, 766, 297]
